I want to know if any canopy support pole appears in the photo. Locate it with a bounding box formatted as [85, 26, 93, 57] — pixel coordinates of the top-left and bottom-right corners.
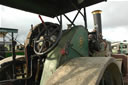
[83, 7, 87, 30]
[12, 32, 16, 79]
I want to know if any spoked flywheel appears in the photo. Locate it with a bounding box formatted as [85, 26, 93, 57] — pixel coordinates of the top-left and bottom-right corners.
[31, 22, 62, 56]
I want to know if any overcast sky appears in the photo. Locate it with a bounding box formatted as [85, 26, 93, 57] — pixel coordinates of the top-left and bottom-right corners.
[0, 0, 128, 44]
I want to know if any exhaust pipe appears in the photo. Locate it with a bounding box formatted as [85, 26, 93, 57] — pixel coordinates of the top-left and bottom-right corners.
[92, 10, 102, 39]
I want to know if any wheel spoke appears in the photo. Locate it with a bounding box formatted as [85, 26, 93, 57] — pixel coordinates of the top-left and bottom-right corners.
[38, 26, 40, 33]
[36, 28, 45, 39]
[35, 40, 41, 43]
[49, 27, 58, 36]
[49, 39, 53, 45]
[39, 44, 44, 53]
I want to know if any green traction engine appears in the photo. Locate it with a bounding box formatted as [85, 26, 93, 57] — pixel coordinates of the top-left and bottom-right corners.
[0, 0, 124, 85]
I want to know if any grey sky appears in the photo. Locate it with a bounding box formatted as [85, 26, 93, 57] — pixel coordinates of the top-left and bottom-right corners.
[86, 1, 128, 41]
[0, 1, 128, 43]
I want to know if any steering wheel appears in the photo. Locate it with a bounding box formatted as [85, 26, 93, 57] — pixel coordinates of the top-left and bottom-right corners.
[33, 22, 62, 55]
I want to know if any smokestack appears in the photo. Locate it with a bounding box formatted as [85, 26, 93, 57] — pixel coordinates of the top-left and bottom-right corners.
[92, 10, 102, 39]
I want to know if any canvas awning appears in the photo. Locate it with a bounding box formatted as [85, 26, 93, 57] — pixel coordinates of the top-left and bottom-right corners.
[0, 0, 106, 17]
[0, 28, 18, 38]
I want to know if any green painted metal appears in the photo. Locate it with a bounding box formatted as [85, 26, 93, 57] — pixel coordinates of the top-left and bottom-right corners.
[0, 0, 106, 17]
[119, 43, 128, 54]
[59, 26, 88, 65]
[40, 26, 88, 85]
[71, 26, 88, 56]
[120, 43, 124, 54]
[0, 28, 18, 33]
[112, 42, 128, 55]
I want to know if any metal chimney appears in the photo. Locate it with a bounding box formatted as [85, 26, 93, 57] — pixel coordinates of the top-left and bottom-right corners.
[92, 10, 102, 39]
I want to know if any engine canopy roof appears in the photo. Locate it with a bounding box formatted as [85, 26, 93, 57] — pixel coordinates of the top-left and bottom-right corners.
[0, 0, 106, 17]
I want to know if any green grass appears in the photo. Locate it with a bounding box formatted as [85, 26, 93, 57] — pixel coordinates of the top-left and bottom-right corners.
[5, 51, 24, 57]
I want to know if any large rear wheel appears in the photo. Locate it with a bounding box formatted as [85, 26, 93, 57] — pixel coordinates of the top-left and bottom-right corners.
[99, 63, 123, 85]
[45, 57, 123, 85]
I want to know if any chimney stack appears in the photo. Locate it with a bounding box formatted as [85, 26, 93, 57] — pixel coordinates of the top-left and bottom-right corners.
[92, 10, 102, 39]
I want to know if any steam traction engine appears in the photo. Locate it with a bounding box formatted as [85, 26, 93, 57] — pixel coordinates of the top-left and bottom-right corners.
[0, 0, 125, 85]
